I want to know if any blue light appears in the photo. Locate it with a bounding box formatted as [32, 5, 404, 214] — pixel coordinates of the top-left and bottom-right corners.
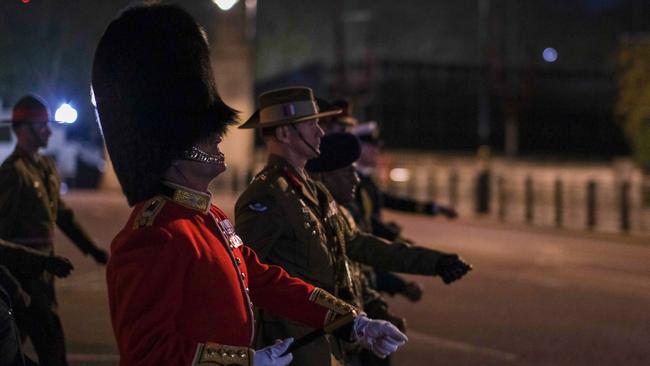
[543, 47, 558, 63]
[54, 103, 78, 124]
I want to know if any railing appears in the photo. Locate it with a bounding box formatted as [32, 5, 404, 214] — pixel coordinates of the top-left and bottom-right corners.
[378, 151, 650, 235]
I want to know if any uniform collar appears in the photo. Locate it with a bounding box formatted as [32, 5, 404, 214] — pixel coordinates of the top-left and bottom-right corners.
[12, 146, 42, 163]
[268, 154, 308, 183]
[161, 181, 212, 213]
[268, 154, 320, 207]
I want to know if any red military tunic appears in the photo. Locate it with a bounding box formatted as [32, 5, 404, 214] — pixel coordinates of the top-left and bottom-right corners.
[107, 183, 354, 366]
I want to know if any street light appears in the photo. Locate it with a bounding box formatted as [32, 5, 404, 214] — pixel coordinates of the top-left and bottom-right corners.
[543, 47, 558, 63]
[213, 0, 239, 11]
[54, 103, 77, 124]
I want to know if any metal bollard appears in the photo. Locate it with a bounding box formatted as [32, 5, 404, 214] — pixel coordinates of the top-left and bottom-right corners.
[449, 171, 459, 208]
[620, 181, 630, 233]
[525, 176, 534, 224]
[497, 176, 506, 221]
[428, 173, 438, 202]
[475, 169, 491, 214]
[586, 180, 597, 230]
[554, 179, 563, 228]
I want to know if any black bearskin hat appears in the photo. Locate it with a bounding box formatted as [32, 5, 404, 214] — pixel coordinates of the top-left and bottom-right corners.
[92, 4, 236, 206]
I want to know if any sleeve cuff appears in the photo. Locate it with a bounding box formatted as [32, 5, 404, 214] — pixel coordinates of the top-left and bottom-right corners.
[309, 288, 361, 327]
[191, 342, 253, 366]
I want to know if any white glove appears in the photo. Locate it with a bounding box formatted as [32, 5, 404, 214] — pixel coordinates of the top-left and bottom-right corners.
[353, 316, 408, 358]
[253, 338, 294, 366]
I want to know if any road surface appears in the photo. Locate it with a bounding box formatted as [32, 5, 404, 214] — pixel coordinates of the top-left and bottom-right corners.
[40, 190, 650, 365]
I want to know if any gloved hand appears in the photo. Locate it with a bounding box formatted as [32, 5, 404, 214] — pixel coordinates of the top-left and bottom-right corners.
[401, 281, 423, 302]
[43, 256, 74, 278]
[437, 205, 458, 219]
[353, 316, 408, 358]
[253, 338, 293, 366]
[90, 248, 109, 265]
[364, 299, 407, 333]
[435, 254, 472, 284]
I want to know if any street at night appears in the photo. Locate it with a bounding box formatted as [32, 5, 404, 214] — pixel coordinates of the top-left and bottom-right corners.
[51, 190, 650, 366]
[3, 2, 650, 364]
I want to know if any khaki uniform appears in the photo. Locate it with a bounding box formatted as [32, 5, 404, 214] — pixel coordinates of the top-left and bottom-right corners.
[0, 148, 99, 366]
[235, 155, 443, 366]
[0, 239, 64, 366]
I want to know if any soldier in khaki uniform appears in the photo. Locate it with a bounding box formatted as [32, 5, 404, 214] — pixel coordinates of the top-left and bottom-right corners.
[0, 95, 108, 366]
[235, 87, 469, 366]
[0, 238, 73, 366]
[306, 132, 472, 366]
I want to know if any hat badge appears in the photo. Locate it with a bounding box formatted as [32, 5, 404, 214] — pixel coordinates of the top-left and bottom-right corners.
[282, 104, 296, 117]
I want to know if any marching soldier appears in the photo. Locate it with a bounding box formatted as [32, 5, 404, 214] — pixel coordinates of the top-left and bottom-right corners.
[92, 4, 406, 366]
[0, 240, 73, 366]
[350, 121, 461, 302]
[351, 121, 458, 241]
[0, 239, 73, 366]
[0, 95, 108, 366]
[305, 132, 472, 366]
[235, 87, 470, 366]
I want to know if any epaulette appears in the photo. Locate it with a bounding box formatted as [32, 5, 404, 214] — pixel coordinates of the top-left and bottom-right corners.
[254, 166, 289, 192]
[133, 196, 167, 230]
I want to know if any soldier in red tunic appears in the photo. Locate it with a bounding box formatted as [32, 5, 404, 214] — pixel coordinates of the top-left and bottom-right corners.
[91, 4, 407, 366]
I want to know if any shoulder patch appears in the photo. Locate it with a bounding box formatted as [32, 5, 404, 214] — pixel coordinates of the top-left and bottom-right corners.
[133, 197, 167, 229]
[248, 202, 268, 212]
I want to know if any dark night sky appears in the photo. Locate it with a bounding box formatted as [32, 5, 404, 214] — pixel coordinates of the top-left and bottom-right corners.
[256, 0, 650, 77]
[256, 0, 650, 156]
[1, 0, 649, 156]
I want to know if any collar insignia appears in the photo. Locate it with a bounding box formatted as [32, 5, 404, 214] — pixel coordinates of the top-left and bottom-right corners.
[164, 182, 211, 213]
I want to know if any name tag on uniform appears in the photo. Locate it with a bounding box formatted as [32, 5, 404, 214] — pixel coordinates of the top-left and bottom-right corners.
[217, 219, 243, 249]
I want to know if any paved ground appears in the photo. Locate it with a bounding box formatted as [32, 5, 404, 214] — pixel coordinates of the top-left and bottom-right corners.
[36, 190, 650, 365]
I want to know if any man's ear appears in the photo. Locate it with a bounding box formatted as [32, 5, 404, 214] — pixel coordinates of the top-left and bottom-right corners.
[275, 125, 291, 143]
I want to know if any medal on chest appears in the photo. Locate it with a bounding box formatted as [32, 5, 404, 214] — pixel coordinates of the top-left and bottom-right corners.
[215, 218, 243, 249]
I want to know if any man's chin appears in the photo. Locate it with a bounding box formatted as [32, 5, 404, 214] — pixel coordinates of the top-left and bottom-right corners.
[213, 163, 227, 177]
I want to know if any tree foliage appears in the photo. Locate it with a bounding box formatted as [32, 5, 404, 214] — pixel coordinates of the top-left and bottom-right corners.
[616, 36, 650, 169]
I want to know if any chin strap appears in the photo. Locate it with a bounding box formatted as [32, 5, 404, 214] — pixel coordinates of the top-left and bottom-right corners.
[181, 146, 225, 164]
[289, 124, 320, 157]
